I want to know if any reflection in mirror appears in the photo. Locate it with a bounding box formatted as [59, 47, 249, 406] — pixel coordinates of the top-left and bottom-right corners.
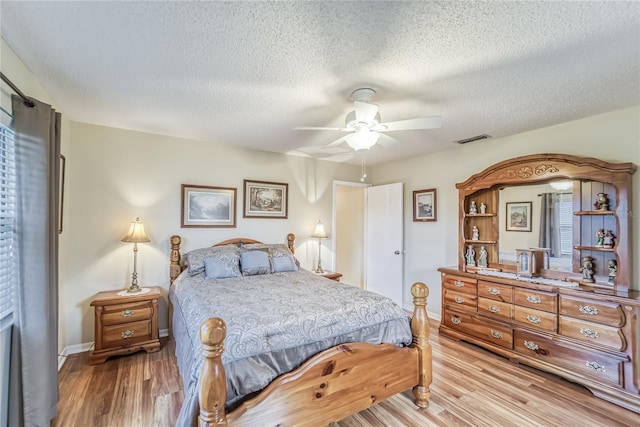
[498, 182, 573, 271]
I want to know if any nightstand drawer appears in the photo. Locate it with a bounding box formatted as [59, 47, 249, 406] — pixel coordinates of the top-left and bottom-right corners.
[101, 301, 152, 325]
[103, 320, 152, 348]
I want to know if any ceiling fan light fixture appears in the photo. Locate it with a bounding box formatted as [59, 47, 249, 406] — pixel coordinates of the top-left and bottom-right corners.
[345, 128, 380, 151]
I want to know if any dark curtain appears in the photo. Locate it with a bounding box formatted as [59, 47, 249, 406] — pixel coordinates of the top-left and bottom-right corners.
[539, 192, 560, 257]
[8, 95, 60, 426]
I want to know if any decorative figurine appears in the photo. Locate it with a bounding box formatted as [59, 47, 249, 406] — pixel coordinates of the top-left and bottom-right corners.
[477, 246, 488, 268]
[471, 225, 479, 240]
[594, 192, 609, 211]
[480, 202, 487, 214]
[595, 228, 605, 247]
[465, 245, 476, 267]
[580, 256, 595, 283]
[608, 260, 617, 285]
[469, 200, 477, 214]
[603, 230, 615, 248]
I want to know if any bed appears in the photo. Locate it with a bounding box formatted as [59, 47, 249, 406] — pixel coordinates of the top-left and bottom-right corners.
[168, 233, 432, 427]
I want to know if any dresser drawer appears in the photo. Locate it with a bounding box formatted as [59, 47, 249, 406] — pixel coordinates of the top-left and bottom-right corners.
[443, 274, 477, 295]
[514, 330, 623, 386]
[102, 320, 152, 348]
[514, 288, 557, 313]
[559, 296, 625, 327]
[444, 288, 477, 312]
[514, 306, 557, 332]
[101, 301, 153, 325]
[559, 316, 626, 352]
[478, 297, 513, 321]
[442, 309, 513, 349]
[478, 281, 513, 303]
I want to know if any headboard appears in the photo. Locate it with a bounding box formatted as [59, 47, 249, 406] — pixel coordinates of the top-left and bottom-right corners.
[169, 233, 296, 285]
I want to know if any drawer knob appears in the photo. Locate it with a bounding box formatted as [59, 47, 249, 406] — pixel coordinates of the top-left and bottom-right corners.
[586, 361, 606, 373]
[524, 340, 539, 351]
[579, 305, 599, 316]
[490, 330, 503, 339]
[488, 305, 500, 313]
[526, 314, 542, 324]
[454, 280, 464, 287]
[121, 330, 135, 339]
[121, 310, 134, 317]
[488, 288, 501, 295]
[580, 328, 600, 339]
[451, 316, 461, 325]
[454, 297, 465, 304]
[526, 295, 542, 304]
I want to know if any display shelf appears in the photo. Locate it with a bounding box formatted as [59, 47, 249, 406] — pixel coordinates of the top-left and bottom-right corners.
[574, 245, 615, 252]
[574, 211, 615, 216]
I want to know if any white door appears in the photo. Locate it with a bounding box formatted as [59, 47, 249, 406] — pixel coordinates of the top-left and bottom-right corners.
[366, 182, 404, 306]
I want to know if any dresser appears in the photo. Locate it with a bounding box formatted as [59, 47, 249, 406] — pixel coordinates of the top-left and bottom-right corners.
[90, 286, 161, 364]
[439, 154, 640, 413]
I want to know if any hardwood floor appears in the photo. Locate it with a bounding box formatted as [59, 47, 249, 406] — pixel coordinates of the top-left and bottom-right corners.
[53, 325, 639, 426]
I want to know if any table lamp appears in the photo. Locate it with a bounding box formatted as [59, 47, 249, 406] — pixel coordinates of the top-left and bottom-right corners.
[121, 217, 150, 293]
[311, 220, 327, 273]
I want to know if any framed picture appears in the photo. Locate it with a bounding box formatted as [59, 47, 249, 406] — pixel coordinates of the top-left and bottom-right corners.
[243, 179, 288, 218]
[506, 201, 532, 232]
[181, 184, 237, 228]
[413, 188, 437, 222]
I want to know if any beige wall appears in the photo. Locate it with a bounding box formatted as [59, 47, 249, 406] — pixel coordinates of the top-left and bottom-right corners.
[65, 122, 361, 345]
[372, 106, 640, 316]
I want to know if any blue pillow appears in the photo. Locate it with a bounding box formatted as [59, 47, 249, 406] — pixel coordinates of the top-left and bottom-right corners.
[270, 255, 298, 273]
[204, 257, 240, 279]
[240, 250, 271, 276]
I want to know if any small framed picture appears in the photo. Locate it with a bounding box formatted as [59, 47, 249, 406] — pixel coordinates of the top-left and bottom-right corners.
[506, 201, 532, 232]
[413, 188, 437, 222]
[181, 184, 237, 228]
[243, 180, 288, 219]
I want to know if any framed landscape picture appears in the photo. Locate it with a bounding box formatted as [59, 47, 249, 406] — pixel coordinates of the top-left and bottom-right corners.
[506, 201, 532, 232]
[243, 179, 288, 218]
[413, 188, 437, 222]
[181, 184, 237, 228]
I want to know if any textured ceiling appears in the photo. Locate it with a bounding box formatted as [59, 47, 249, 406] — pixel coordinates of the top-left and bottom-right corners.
[1, 1, 639, 165]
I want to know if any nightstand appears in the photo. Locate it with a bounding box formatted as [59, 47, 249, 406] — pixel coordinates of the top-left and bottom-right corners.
[90, 286, 161, 364]
[320, 271, 342, 282]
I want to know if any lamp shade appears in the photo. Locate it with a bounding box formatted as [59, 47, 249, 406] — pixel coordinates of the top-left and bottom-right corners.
[121, 217, 151, 243]
[311, 220, 327, 238]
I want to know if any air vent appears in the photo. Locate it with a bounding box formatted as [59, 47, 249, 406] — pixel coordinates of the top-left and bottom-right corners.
[455, 134, 491, 144]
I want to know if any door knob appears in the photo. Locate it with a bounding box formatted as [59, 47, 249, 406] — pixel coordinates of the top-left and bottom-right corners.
[394, 250, 401, 255]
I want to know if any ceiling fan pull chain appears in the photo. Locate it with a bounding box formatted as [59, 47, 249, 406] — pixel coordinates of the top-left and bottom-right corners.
[360, 153, 368, 182]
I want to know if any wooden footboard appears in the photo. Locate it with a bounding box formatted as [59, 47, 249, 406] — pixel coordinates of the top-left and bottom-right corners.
[198, 283, 431, 427]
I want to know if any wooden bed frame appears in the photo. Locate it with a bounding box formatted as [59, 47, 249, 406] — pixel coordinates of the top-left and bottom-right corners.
[169, 234, 432, 427]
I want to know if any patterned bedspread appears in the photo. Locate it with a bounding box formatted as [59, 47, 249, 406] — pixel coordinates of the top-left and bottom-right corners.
[170, 268, 412, 426]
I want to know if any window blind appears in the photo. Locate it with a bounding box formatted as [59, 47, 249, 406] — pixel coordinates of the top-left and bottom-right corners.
[558, 192, 573, 256]
[0, 124, 15, 323]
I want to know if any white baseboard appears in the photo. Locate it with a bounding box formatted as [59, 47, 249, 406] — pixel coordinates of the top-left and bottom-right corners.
[57, 328, 169, 371]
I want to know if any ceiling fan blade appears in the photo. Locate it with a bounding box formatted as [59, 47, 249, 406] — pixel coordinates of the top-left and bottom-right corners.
[376, 133, 400, 147]
[354, 101, 379, 124]
[324, 135, 348, 148]
[376, 116, 442, 132]
[294, 126, 348, 131]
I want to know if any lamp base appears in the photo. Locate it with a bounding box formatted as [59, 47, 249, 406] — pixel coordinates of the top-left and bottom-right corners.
[314, 267, 324, 274]
[128, 284, 142, 293]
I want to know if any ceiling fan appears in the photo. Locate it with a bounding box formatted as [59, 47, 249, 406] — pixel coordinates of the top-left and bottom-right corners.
[296, 88, 442, 152]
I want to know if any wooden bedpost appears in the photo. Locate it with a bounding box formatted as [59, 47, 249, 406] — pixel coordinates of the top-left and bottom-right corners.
[170, 235, 182, 285]
[199, 318, 228, 427]
[410, 282, 432, 408]
[286, 233, 295, 254]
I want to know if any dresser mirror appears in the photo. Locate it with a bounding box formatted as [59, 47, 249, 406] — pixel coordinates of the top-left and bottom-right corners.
[497, 182, 573, 272]
[456, 153, 636, 293]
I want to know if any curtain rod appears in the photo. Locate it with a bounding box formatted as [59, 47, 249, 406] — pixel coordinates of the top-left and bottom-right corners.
[0, 71, 36, 108]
